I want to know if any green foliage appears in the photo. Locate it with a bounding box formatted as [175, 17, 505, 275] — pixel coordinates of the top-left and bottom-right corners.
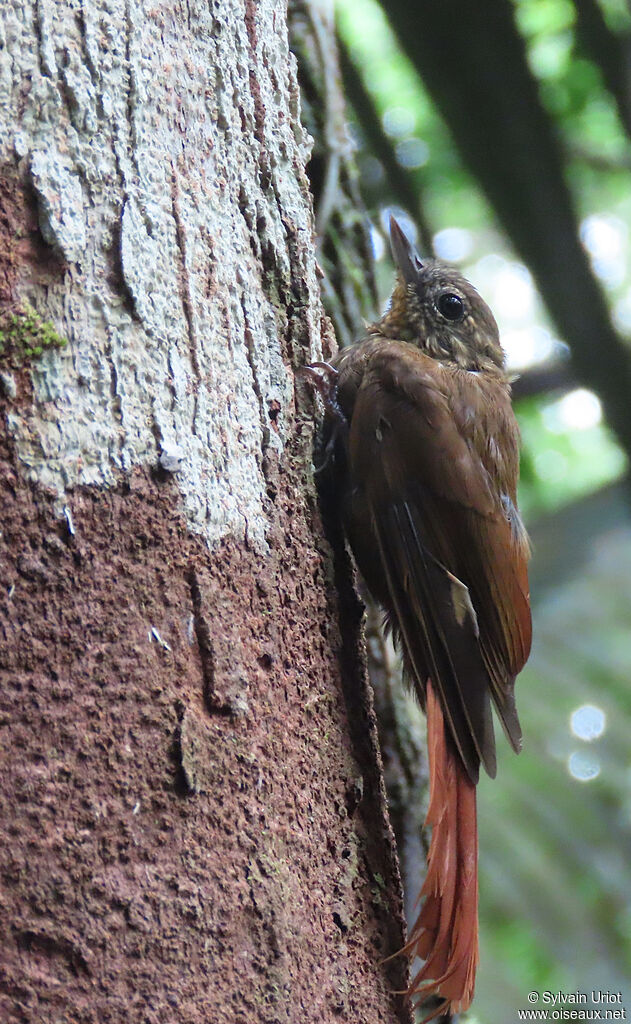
[0, 304, 67, 367]
[484, 916, 569, 993]
[515, 0, 631, 187]
[516, 396, 627, 517]
[337, 0, 494, 229]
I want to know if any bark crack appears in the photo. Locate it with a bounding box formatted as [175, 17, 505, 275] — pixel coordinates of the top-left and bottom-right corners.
[77, 1, 99, 85]
[243, 0, 272, 189]
[240, 293, 271, 472]
[170, 166, 200, 435]
[33, 0, 57, 78]
[186, 567, 216, 712]
[124, 0, 140, 176]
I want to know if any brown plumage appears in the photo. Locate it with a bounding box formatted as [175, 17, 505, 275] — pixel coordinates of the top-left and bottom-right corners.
[308, 218, 532, 1020]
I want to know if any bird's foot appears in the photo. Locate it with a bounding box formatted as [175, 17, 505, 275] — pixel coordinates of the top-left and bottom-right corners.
[299, 361, 344, 417]
[298, 361, 347, 474]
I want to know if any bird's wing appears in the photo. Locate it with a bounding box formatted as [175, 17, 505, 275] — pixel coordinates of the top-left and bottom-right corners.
[344, 341, 531, 779]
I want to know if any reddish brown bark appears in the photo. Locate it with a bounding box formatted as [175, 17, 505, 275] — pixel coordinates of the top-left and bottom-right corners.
[0, 398, 411, 1022]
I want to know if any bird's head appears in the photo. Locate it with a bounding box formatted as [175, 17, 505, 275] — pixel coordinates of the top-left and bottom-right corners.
[376, 217, 506, 373]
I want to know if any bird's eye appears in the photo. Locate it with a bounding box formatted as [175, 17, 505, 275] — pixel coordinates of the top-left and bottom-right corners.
[437, 293, 465, 321]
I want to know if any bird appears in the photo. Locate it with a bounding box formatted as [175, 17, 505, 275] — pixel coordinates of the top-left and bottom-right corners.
[305, 216, 532, 1021]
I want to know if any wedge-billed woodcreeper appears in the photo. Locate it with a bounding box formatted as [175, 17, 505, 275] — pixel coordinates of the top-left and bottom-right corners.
[308, 217, 532, 1020]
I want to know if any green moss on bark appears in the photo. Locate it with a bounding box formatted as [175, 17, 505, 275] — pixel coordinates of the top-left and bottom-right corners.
[0, 304, 67, 367]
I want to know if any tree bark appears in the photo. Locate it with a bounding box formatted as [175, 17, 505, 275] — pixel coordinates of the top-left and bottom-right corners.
[0, 1, 410, 1021]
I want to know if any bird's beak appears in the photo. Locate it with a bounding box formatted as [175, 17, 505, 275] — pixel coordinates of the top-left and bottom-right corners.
[389, 215, 423, 285]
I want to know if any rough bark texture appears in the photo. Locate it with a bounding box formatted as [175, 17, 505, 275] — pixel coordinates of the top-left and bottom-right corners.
[289, 0, 379, 348]
[0, 1, 410, 1021]
[0, 0, 327, 547]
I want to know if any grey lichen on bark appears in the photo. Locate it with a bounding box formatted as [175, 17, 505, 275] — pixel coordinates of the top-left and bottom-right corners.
[1, 0, 323, 551]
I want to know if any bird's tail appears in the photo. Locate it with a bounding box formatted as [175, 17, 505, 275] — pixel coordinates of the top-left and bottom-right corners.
[403, 680, 479, 1022]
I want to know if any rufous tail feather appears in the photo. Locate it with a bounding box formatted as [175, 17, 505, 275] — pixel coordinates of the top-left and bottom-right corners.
[401, 680, 479, 1022]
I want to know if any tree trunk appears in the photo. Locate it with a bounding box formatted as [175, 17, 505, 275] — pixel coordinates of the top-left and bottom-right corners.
[0, 1, 410, 1021]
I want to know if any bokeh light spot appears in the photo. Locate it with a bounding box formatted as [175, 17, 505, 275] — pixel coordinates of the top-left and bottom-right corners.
[568, 750, 601, 782]
[433, 227, 474, 263]
[382, 105, 415, 138]
[358, 155, 385, 188]
[395, 137, 429, 169]
[502, 326, 555, 369]
[543, 389, 602, 432]
[580, 214, 628, 287]
[492, 263, 535, 320]
[570, 704, 606, 741]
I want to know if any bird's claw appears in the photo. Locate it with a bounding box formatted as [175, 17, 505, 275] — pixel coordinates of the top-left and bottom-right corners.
[298, 361, 348, 475]
[298, 361, 345, 424]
